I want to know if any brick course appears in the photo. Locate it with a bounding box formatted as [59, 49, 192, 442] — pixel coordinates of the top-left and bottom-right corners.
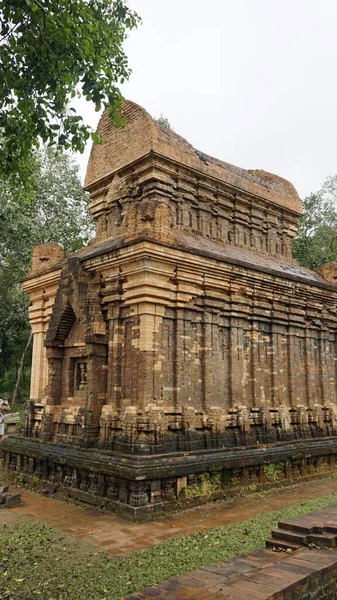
[4, 100, 337, 517]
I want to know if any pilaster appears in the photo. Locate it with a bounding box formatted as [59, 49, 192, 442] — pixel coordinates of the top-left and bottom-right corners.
[22, 266, 62, 402]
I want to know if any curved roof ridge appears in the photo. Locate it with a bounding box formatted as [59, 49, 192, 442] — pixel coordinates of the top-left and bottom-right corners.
[85, 100, 302, 214]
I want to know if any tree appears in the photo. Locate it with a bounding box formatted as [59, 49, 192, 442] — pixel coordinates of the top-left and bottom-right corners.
[0, 0, 140, 185]
[293, 175, 337, 271]
[156, 115, 173, 130]
[0, 148, 94, 401]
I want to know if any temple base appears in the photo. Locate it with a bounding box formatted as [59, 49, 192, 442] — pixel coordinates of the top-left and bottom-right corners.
[2, 435, 337, 520]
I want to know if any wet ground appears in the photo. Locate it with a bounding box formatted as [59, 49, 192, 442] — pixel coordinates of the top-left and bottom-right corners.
[1, 476, 337, 555]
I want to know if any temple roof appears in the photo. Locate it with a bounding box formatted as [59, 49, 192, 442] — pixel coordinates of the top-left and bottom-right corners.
[85, 100, 302, 214]
[79, 233, 331, 289]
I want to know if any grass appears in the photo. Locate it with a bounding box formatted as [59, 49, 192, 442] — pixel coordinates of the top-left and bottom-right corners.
[1, 493, 337, 599]
[184, 472, 223, 498]
[264, 461, 283, 482]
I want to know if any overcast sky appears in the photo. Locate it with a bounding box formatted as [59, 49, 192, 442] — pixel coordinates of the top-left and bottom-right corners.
[78, 0, 337, 199]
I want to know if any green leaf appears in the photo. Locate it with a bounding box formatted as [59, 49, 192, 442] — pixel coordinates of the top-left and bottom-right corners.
[90, 131, 102, 144]
[0, 0, 141, 186]
[0, 146, 94, 401]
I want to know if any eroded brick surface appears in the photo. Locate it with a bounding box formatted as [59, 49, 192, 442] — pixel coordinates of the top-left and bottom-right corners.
[5, 100, 337, 517]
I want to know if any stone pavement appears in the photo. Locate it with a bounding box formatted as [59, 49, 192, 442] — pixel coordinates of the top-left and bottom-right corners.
[1, 475, 337, 555]
[123, 546, 337, 600]
[124, 505, 337, 599]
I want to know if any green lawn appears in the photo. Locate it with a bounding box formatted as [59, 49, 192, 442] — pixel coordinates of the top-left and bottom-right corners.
[1, 493, 337, 600]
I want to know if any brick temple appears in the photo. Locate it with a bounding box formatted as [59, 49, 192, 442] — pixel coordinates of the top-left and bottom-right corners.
[3, 100, 337, 518]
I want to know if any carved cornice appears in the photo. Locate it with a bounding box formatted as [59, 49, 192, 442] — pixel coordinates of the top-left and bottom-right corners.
[81, 240, 337, 329]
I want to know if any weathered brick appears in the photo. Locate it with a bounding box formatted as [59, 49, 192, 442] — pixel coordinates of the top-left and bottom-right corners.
[6, 99, 337, 518]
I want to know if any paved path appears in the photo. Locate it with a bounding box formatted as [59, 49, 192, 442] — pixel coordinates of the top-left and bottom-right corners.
[122, 504, 337, 599]
[1, 476, 337, 555]
[123, 545, 337, 599]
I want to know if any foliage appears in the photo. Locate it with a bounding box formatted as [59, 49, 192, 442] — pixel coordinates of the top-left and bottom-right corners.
[156, 114, 173, 129]
[293, 175, 337, 271]
[184, 472, 222, 498]
[0, 148, 94, 400]
[1, 493, 337, 599]
[263, 462, 282, 482]
[0, 0, 140, 185]
[0, 291, 31, 400]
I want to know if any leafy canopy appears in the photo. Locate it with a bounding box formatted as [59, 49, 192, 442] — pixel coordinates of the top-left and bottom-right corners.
[0, 148, 94, 399]
[293, 175, 337, 271]
[0, 0, 140, 184]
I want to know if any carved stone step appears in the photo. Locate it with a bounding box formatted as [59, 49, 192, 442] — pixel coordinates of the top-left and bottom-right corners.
[265, 537, 301, 551]
[267, 529, 337, 551]
[271, 528, 307, 544]
[278, 519, 316, 534]
[307, 532, 337, 547]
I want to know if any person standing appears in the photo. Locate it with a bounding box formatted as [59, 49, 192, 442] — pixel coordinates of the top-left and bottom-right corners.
[0, 400, 10, 441]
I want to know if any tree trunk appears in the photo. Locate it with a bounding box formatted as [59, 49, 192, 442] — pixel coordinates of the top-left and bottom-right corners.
[12, 331, 32, 406]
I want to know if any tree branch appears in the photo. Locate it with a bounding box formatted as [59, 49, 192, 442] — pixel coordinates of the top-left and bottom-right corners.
[11, 330, 32, 405]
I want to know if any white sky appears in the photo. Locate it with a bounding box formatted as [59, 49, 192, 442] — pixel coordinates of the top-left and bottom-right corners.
[77, 0, 337, 199]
